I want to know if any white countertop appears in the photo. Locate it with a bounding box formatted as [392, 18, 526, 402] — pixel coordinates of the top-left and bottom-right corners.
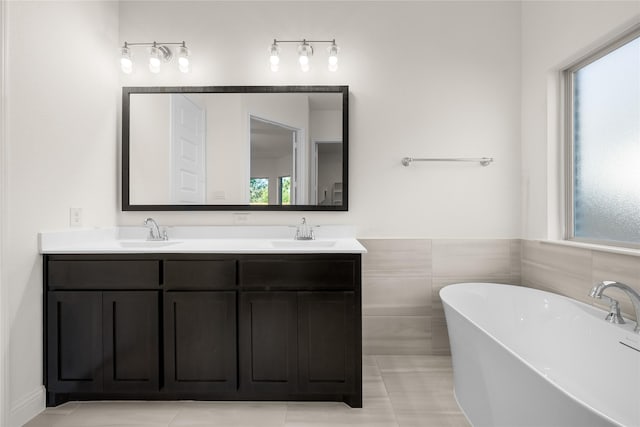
[39, 226, 367, 254]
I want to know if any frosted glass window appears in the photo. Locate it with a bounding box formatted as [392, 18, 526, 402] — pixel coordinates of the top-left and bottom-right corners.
[569, 33, 640, 246]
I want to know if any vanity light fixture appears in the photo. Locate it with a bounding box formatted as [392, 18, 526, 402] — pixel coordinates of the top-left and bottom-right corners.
[269, 41, 280, 72]
[327, 41, 339, 72]
[297, 41, 313, 72]
[120, 41, 191, 74]
[120, 45, 133, 74]
[177, 44, 191, 73]
[269, 38, 339, 72]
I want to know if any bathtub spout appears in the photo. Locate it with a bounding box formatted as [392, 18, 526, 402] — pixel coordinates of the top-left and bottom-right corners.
[590, 281, 640, 333]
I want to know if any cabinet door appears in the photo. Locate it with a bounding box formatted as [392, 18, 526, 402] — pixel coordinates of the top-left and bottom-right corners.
[164, 291, 237, 392]
[103, 291, 159, 392]
[47, 291, 103, 393]
[239, 292, 298, 394]
[298, 292, 356, 394]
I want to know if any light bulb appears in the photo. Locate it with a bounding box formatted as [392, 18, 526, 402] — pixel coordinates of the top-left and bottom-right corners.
[297, 42, 313, 72]
[120, 46, 133, 74]
[269, 42, 280, 72]
[149, 45, 161, 73]
[328, 42, 338, 72]
[178, 45, 190, 73]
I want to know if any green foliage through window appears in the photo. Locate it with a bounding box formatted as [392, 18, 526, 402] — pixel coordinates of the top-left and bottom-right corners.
[279, 176, 291, 205]
[249, 178, 269, 204]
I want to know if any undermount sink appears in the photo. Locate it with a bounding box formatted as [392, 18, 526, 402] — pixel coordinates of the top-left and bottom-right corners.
[270, 240, 336, 248]
[117, 240, 182, 248]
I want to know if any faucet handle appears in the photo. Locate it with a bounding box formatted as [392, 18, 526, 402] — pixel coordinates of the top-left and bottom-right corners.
[599, 294, 626, 324]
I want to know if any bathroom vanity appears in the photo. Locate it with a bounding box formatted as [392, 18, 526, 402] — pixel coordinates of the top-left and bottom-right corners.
[40, 227, 365, 408]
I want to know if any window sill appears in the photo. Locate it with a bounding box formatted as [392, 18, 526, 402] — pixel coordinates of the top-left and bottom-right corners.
[540, 239, 640, 258]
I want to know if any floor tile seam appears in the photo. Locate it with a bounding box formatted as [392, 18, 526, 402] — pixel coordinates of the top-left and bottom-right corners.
[166, 405, 182, 427]
[372, 356, 401, 427]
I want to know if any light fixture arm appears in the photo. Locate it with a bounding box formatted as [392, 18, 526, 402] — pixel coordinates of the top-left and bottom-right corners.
[121, 41, 187, 48]
[272, 39, 336, 44]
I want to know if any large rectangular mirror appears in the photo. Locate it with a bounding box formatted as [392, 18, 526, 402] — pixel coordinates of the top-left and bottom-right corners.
[122, 85, 348, 211]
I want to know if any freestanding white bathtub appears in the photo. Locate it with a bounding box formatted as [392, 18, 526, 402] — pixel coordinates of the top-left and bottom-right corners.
[441, 282, 640, 427]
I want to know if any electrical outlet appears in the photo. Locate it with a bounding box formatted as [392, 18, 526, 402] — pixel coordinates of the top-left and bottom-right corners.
[233, 213, 249, 225]
[69, 208, 82, 227]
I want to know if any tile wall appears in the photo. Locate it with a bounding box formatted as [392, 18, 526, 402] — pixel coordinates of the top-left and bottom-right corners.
[360, 239, 640, 356]
[360, 239, 522, 355]
[521, 240, 640, 322]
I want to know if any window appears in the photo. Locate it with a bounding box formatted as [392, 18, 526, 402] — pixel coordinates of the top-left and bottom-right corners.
[565, 28, 640, 247]
[249, 178, 269, 205]
[278, 176, 291, 205]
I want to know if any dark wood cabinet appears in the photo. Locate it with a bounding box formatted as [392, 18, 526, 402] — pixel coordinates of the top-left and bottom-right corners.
[47, 291, 159, 395]
[103, 291, 159, 392]
[239, 292, 298, 394]
[44, 253, 362, 408]
[239, 290, 360, 405]
[47, 291, 103, 393]
[164, 291, 236, 392]
[298, 292, 357, 394]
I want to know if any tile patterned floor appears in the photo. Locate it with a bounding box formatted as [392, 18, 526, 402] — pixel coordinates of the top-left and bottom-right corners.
[24, 356, 470, 427]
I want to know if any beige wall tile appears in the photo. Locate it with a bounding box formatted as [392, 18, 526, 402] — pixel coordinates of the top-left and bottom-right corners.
[520, 240, 593, 302]
[521, 259, 592, 302]
[432, 239, 512, 278]
[510, 239, 522, 284]
[361, 239, 431, 277]
[520, 241, 640, 322]
[360, 238, 521, 356]
[592, 251, 640, 287]
[431, 319, 451, 356]
[591, 251, 640, 320]
[521, 240, 591, 273]
[363, 276, 431, 316]
[363, 316, 431, 355]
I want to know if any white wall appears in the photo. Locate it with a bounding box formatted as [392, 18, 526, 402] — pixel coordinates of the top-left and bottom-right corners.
[118, 1, 523, 238]
[129, 94, 171, 204]
[317, 144, 342, 205]
[520, 1, 640, 240]
[4, 1, 119, 425]
[0, 3, 7, 425]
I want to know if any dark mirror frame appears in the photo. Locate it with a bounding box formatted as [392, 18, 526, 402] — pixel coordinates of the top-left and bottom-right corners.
[122, 85, 349, 211]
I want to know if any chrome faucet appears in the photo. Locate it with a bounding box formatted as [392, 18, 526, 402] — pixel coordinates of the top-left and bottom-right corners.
[144, 217, 168, 241]
[590, 281, 640, 333]
[295, 217, 315, 240]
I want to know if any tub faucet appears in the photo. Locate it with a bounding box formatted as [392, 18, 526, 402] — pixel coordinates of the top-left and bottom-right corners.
[590, 281, 640, 333]
[144, 217, 168, 241]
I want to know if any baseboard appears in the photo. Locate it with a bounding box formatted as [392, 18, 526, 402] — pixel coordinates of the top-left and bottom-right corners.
[9, 386, 45, 427]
